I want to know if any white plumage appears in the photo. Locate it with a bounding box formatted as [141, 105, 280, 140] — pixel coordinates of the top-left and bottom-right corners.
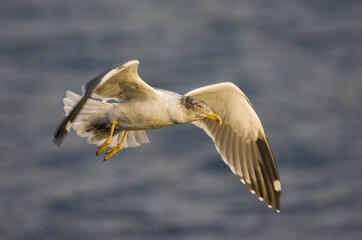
[54, 60, 281, 212]
[187, 83, 281, 210]
[63, 90, 149, 148]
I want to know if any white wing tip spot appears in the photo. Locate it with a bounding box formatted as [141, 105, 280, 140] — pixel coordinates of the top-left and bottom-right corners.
[250, 190, 256, 195]
[273, 180, 281, 192]
[258, 197, 263, 202]
[240, 179, 246, 184]
[267, 204, 272, 209]
[276, 209, 281, 213]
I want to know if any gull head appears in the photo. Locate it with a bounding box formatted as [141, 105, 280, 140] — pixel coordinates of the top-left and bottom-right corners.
[180, 96, 222, 125]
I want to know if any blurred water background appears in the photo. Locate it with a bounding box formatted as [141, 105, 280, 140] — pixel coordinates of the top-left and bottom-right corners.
[1, 0, 361, 239]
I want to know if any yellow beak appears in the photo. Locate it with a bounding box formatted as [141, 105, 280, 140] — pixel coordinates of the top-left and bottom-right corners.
[203, 112, 222, 125]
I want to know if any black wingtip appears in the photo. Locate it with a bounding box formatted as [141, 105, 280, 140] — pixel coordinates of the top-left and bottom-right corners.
[53, 131, 66, 149]
[53, 119, 70, 149]
[52, 138, 61, 149]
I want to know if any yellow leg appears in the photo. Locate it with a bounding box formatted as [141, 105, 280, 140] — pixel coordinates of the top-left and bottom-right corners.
[104, 130, 129, 161]
[96, 120, 119, 155]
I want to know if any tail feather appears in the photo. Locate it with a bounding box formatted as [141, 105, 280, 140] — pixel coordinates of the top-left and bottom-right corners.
[108, 130, 150, 148]
[63, 90, 150, 149]
[126, 131, 137, 147]
[134, 130, 150, 144]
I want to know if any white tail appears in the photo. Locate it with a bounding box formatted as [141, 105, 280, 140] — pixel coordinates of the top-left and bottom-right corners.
[63, 91, 150, 148]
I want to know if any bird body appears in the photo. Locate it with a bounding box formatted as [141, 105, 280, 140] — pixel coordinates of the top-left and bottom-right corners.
[108, 90, 184, 130]
[54, 60, 282, 212]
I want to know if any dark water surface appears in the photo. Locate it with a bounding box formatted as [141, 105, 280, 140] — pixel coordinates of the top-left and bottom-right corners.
[1, 1, 361, 239]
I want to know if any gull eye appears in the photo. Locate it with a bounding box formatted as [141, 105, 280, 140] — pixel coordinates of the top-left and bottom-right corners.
[196, 104, 202, 108]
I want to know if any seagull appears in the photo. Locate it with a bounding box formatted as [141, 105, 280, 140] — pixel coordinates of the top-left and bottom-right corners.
[53, 60, 282, 212]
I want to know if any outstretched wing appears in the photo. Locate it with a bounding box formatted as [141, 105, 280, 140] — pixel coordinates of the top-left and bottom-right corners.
[186, 82, 282, 212]
[84, 60, 157, 101]
[53, 60, 157, 148]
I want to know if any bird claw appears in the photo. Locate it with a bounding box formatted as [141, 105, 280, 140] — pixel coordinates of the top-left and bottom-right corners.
[104, 146, 122, 161]
[96, 141, 109, 155]
[103, 131, 128, 161]
[106, 148, 116, 155]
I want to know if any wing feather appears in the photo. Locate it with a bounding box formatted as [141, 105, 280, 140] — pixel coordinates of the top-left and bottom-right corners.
[89, 60, 157, 101]
[53, 60, 157, 147]
[247, 142, 260, 194]
[187, 82, 281, 211]
[240, 141, 251, 187]
[232, 136, 242, 178]
[227, 132, 235, 170]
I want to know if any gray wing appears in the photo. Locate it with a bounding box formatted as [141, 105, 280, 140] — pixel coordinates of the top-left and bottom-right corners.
[53, 60, 157, 148]
[186, 82, 281, 212]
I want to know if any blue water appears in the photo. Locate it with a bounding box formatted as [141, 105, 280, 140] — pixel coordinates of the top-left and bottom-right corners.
[1, 1, 361, 239]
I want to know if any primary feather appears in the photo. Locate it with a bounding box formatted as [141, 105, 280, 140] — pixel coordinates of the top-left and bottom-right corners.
[187, 82, 281, 211]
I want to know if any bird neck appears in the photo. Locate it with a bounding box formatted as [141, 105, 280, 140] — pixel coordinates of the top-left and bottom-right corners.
[154, 90, 189, 124]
